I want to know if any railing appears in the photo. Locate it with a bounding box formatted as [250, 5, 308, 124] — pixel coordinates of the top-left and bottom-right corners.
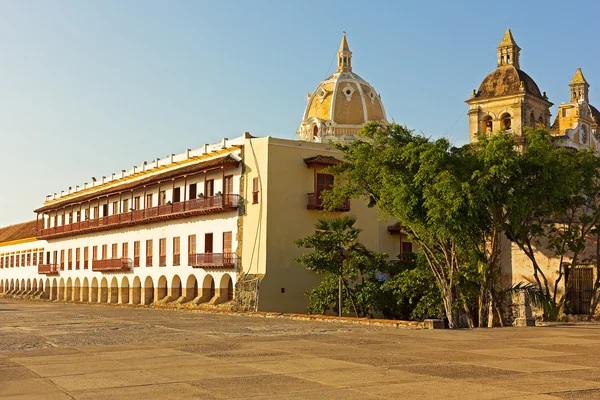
[39, 194, 242, 238]
[38, 264, 59, 275]
[307, 193, 350, 212]
[189, 252, 237, 268]
[91, 258, 132, 272]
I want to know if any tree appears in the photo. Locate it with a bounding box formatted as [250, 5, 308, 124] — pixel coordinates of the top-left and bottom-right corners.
[295, 216, 388, 318]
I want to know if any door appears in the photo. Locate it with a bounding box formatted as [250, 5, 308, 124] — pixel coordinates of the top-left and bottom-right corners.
[223, 175, 233, 205]
[189, 183, 197, 200]
[568, 267, 594, 314]
[205, 233, 213, 264]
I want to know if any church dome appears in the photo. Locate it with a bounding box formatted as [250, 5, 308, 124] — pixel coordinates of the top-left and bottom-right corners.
[475, 65, 543, 99]
[297, 34, 387, 142]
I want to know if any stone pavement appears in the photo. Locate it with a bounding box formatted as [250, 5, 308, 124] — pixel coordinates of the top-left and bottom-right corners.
[1, 300, 600, 399]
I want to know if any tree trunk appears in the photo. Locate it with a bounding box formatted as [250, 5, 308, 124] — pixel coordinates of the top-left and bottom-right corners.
[589, 227, 600, 321]
[338, 275, 342, 317]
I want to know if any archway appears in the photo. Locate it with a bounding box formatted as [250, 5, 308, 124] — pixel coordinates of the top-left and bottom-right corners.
[32, 279, 38, 291]
[66, 278, 73, 301]
[73, 278, 81, 301]
[185, 275, 198, 301]
[91, 278, 99, 302]
[170, 275, 182, 300]
[58, 278, 66, 300]
[21, 279, 25, 292]
[81, 278, 89, 302]
[26, 279, 31, 291]
[109, 277, 118, 304]
[119, 277, 130, 304]
[200, 275, 215, 303]
[10, 279, 15, 291]
[157, 275, 168, 301]
[100, 277, 108, 303]
[131, 276, 141, 305]
[219, 274, 234, 302]
[50, 278, 58, 300]
[0, 280, 4, 293]
[143, 276, 154, 305]
[500, 113, 512, 130]
[44, 278, 51, 299]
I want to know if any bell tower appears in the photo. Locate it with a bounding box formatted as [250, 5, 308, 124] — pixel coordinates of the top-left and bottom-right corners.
[337, 32, 352, 73]
[497, 29, 520, 69]
[570, 68, 589, 103]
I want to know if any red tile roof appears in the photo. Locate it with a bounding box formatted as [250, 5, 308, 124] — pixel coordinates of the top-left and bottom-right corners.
[0, 220, 37, 244]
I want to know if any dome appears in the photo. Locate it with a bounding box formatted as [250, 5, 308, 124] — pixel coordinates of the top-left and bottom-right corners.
[475, 65, 543, 100]
[297, 35, 387, 142]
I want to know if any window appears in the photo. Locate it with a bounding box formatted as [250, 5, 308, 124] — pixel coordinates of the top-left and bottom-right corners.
[93, 206, 99, 219]
[101, 245, 108, 260]
[252, 177, 259, 204]
[123, 198, 129, 213]
[92, 246, 98, 261]
[83, 247, 89, 269]
[60, 213, 65, 226]
[173, 187, 181, 203]
[188, 234, 196, 264]
[223, 232, 232, 254]
[75, 248, 80, 270]
[146, 239, 153, 266]
[401, 241, 413, 254]
[68, 249, 72, 270]
[223, 175, 233, 195]
[53, 251, 58, 266]
[85, 208, 90, 221]
[76, 211, 81, 223]
[112, 201, 119, 215]
[159, 238, 166, 266]
[146, 193, 153, 208]
[133, 196, 140, 211]
[112, 243, 118, 259]
[205, 233, 213, 253]
[159, 191, 166, 206]
[482, 116, 493, 134]
[206, 179, 214, 197]
[60, 249, 65, 270]
[189, 183, 197, 200]
[134, 241, 140, 267]
[501, 113, 511, 130]
[173, 237, 180, 266]
[33, 251, 38, 266]
[15, 253, 19, 267]
[316, 173, 334, 202]
[27, 252, 31, 266]
[46, 251, 50, 265]
[122, 242, 129, 259]
[529, 112, 535, 127]
[68, 213, 73, 225]
[102, 204, 108, 218]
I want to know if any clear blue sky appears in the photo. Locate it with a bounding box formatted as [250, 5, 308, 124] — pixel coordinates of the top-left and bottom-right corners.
[1, 0, 599, 226]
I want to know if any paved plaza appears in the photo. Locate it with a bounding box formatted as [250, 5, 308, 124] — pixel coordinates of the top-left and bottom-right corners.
[1, 300, 600, 399]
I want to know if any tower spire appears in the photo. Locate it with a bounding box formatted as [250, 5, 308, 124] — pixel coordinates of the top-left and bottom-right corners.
[497, 29, 520, 69]
[570, 68, 589, 103]
[337, 32, 352, 73]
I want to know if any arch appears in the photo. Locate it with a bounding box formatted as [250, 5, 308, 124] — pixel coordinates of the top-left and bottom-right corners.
[50, 278, 58, 300]
[58, 278, 66, 301]
[44, 278, 50, 299]
[131, 276, 142, 305]
[481, 115, 493, 134]
[529, 112, 535, 127]
[582, 125, 588, 144]
[81, 278, 89, 302]
[109, 277, 119, 304]
[500, 112, 512, 131]
[91, 278, 99, 303]
[66, 278, 73, 301]
[12, 279, 17, 291]
[202, 274, 215, 303]
[185, 275, 199, 301]
[119, 277, 130, 304]
[170, 275, 182, 300]
[0, 280, 4, 293]
[312, 125, 319, 138]
[73, 278, 81, 301]
[143, 276, 154, 305]
[100, 277, 109, 303]
[538, 115, 544, 126]
[156, 276, 168, 301]
[26, 279, 31, 291]
[32, 279, 38, 291]
[219, 274, 234, 301]
[21, 279, 25, 291]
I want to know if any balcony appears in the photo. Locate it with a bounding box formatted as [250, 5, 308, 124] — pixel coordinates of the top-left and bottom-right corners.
[39, 194, 242, 239]
[307, 193, 350, 212]
[38, 264, 59, 275]
[92, 258, 132, 272]
[189, 253, 237, 269]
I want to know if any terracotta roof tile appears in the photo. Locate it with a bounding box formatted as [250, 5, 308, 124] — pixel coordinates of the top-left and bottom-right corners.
[0, 220, 37, 244]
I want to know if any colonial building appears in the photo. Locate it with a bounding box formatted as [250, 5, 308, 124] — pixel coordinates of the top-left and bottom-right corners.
[0, 35, 405, 313]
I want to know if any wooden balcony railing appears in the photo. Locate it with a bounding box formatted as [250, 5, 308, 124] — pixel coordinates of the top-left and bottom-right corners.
[189, 252, 237, 268]
[306, 193, 350, 212]
[38, 264, 59, 275]
[91, 258, 132, 272]
[38, 194, 242, 239]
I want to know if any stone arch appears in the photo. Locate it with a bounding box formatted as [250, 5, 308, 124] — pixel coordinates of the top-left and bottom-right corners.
[26, 279, 31, 291]
[81, 278, 89, 302]
[185, 275, 199, 301]
[529, 112, 535, 127]
[219, 273, 234, 302]
[0, 280, 4, 293]
[200, 274, 215, 303]
[143, 276, 154, 305]
[170, 275, 182, 300]
[131, 276, 141, 305]
[481, 115, 493, 134]
[10, 279, 14, 291]
[156, 276, 168, 301]
[66, 278, 73, 301]
[32, 279, 38, 291]
[50, 278, 58, 300]
[500, 112, 512, 131]
[109, 277, 119, 304]
[58, 278, 66, 301]
[100, 277, 108, 303]
[91, 278, 99, 303]
[73, 278, 81, 301]
[120, 277, 130, 304]
[21, 279, 25, 292]
[44, 278, 51, 299]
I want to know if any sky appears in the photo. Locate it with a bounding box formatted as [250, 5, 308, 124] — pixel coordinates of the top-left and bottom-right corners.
[1, 0, 600, 226]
